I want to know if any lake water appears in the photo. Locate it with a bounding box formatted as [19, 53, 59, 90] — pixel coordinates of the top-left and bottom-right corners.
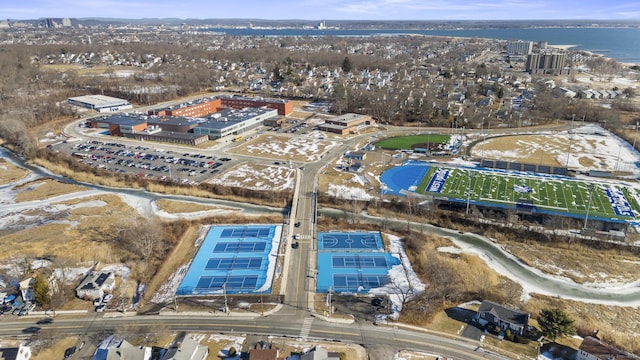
[203, 27, 640, 64]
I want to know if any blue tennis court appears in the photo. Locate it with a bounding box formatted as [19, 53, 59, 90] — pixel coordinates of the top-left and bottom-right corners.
[177, 225, 282, 295]
[318, 231, 383, 251]
[316, 252, 401, 293]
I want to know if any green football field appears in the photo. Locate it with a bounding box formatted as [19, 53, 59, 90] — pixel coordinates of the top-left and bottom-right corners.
[415, 166, 640, 220]
[375, 134, 450, 150]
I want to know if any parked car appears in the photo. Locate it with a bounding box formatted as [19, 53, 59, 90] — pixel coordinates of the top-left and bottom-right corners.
[93, 298, 102, 307]
[102, 294, 113, 304]
[95, 304, 106, 312]
[64, 346, 77, 358]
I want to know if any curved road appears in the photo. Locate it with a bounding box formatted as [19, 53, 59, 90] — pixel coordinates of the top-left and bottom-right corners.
[0, 113, 578, 358]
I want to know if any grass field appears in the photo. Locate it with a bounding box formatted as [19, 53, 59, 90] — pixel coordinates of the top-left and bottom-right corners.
[415, 166, 640, 220]
[375, 134, 450, 150]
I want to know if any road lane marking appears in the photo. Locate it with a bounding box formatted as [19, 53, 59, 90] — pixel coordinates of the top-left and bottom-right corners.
[300, 317, 313, 339]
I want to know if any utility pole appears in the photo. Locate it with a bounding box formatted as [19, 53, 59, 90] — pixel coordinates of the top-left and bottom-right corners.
[260, 289, 264, 317]
[223, 282, 229, 315]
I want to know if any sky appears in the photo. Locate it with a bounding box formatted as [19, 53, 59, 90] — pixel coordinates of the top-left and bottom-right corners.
[3, 0, 640, 21]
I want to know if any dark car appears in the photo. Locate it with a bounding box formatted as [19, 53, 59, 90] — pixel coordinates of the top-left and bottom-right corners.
[64, 346, 77, 358]
[21, 326, 41, 334]
[37, 317, 54, 325]
[291, 241, 299, 249]
[294, 222, 301, 227]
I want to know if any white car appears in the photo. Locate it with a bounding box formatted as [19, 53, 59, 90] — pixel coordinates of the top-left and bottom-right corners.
[102, 294, 113, 304]
[93, 298, 102, 307]
[293, 234, 300, 240]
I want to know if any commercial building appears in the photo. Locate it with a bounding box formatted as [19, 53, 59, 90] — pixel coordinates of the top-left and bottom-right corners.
[124, 130, 209, 146]
[90, 114, 147, 136]
[147, 95, 293, 117]
[220, 95, 293, 116]
[148, 97, 220, 117]
[91, 107, 277, 144]
[318, 113, 374, 135]
[193, 107, 278, 139]
[525, 50, 568, 75]
[68, 95, 133, 113]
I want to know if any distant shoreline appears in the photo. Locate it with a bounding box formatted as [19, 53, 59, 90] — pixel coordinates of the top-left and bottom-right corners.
[203, 27, 640, 65]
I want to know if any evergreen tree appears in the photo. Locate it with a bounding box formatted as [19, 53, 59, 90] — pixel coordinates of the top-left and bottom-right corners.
[33, 274, 51, 307]
[341, 56, 353, 73]
[537, 308, 576, 341]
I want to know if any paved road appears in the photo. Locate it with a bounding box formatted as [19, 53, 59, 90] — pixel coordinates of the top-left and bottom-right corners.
[46, 113, 538, 359]
[4, 314, 516, 360]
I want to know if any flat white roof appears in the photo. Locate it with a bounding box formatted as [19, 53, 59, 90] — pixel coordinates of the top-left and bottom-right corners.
[68, 94, 130, 108]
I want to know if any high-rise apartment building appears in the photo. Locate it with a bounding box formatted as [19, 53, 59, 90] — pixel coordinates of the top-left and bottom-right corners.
[506, 40, 533, 55]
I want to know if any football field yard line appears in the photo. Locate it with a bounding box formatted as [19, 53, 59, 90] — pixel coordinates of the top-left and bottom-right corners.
[414, 165, 639, 220]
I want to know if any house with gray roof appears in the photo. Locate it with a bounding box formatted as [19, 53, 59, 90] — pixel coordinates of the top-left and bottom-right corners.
[162, 335, 208, 360]
[476, 300, 529, 335]
[75, 271, 116, 300]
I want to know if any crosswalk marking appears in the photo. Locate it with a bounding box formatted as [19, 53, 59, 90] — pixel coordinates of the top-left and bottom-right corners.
[298, 234, 312, 240]
[300, 317, 313, 339]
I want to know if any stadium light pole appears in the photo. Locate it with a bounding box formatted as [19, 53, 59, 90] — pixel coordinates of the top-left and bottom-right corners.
[583, 184, 595, 231]
[633, 122, 639, 150]
[466, 170, 471, 215]
[565, 131, 573, 168]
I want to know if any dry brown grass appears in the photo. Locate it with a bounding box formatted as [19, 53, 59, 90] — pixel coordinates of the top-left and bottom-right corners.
[0, 193, 144, 264]
[498, 238, 640, 284]
[31, 158, 144, 189]
[32, 336, 79, 360]
[14, 178, 86, 202]
[200, 334, 246, 360]
[155, 199, 230, 214]
[0, 159, 29, 184]
[142, 224, 200, 305]
[524, 295, 640, 354]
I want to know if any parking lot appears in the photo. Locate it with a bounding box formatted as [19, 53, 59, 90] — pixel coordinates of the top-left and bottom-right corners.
[51, 140, 232, 184]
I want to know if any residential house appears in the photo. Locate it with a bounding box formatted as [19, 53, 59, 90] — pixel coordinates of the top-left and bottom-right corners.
[576, 336, 640, 360]
[76, 271, 116, 300]
[0, 344, 32, 360]
[248, 342, 283, 360]
[18, 278, 35, 303]
[301, 347, 340, 360]
[104, 340, 151, 360]
[476, 300, 530, 336]
[162, 335, 208, 360]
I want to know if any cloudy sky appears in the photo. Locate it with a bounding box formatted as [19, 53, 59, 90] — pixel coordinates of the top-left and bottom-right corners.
[3, 0, 640, 20]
